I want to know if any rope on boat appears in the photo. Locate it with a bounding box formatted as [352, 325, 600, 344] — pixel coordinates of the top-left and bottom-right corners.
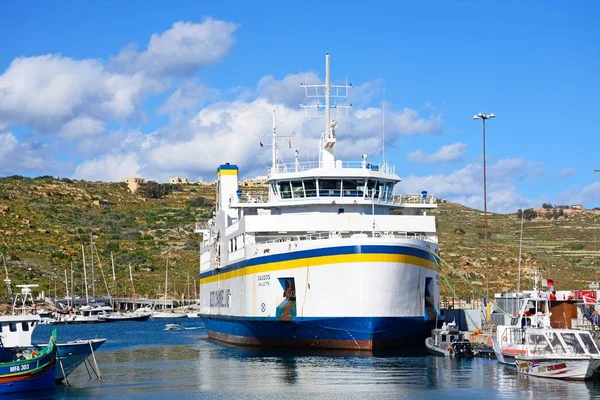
[435, 262, 482, 330]
[426, 247, 514, 319]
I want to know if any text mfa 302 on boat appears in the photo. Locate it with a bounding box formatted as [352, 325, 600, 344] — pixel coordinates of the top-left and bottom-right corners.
[198, 53, 440, 351]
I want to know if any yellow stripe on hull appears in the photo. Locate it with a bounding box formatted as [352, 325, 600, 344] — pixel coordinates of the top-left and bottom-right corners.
[200, 253, 435, 284]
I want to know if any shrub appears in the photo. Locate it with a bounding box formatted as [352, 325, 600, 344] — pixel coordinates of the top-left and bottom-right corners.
[523, 209, 537, 221]
[542, 203, 553, 209]
[106, 242, 120, 253]
[137, 182, 174, 199]
[188, 196, 211, 207]
[571, 243, 585, 251]
[50, 251, 69, 260]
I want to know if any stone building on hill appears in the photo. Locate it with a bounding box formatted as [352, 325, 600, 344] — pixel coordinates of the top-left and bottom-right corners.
[122, 177, 145, 193]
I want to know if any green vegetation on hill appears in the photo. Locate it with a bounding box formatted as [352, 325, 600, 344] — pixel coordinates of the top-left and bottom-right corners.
[431, 201, 600, 297]
[0, 176, 598, 300]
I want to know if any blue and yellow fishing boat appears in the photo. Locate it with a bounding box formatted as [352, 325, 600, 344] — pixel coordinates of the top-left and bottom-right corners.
[0, 332, 57, 394]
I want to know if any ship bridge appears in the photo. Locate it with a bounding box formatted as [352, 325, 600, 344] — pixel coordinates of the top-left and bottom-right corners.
[229, 158, 436, 213]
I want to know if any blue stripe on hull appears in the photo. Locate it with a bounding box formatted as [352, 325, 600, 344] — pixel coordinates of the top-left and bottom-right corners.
[200, 244, 435, 280]
[0, 365, 55, 394]
[201, 316, 435, 350]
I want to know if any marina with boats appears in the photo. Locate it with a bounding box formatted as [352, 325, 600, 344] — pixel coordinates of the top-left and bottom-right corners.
[0, 51, 598, 397]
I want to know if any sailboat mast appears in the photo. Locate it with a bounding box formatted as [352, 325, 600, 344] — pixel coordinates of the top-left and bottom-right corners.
[111, 251, 119, 310]
[81, 243, 89, 303]
[90, 232, 95, 300]
[70, 260, 73, 307]
[164, 259, 168, 311]
[129, 263, 136, 311]
[517, 210, 525, 293]
[186, 272, 190, 306]
[193, 279, 197, 302]
[64, 269, 69, 308]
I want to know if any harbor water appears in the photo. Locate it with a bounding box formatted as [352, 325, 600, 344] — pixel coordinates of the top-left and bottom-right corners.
[23, 320, 600, 399]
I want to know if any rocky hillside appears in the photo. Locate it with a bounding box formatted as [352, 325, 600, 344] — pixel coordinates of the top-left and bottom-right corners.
[433, 201, 600, 297]
[0, 176, 598, 300]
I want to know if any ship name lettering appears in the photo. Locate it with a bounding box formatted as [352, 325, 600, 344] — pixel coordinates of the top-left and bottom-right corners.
[209, 289, 231, 307]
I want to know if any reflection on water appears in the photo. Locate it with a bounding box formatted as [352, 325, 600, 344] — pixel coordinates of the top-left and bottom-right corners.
[26, 321, 600, 399]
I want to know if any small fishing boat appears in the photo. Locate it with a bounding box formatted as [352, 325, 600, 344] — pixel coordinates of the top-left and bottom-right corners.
[0, 332, 57, 394]
[515, 328, 600, 381]
[165, 323, 182, 331]
[1, 285, 106, 383]
[425, 321, 473, 357]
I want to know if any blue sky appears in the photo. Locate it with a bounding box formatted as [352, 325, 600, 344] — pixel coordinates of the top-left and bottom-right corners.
[0, 1, 598, 212]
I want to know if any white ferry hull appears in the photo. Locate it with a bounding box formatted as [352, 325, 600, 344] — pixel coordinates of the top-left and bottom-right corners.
[200, 240, 439, 350]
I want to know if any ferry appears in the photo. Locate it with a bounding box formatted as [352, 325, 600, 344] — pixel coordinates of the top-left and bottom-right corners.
[198, 54, 440, 350]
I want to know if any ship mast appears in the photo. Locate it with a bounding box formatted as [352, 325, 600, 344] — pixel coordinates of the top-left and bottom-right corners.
[300, 53, 351, 169]
[259, 110, 294, 174]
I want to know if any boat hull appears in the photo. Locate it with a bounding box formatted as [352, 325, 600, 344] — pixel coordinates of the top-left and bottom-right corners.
[104, 314, 151, 322]
[0, 364, 56, 394]
[516, 358, 600, 381]
[54, 339, 106, 382]
[0, 339, 56, 394]
[200, 239, 439, 350]
[202, 315, 434, 350]
[425, 337, 450, 356]
[200, 240, 439, 351]
[152, 313, 187, 319]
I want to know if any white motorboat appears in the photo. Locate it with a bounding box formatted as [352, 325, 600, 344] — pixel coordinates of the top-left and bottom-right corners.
[425, 320, 473, 357]
[515, 328, 600, 381]
[153, 312, 187, 319]
[54, 304, 112, 324]
[493, 273, 553, 365]
[165, 323, 182, 331]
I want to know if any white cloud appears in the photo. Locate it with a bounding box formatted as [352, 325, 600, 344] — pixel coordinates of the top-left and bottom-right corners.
[257, 73, 321, 107]
[554, 182, 600, 207]
[408, 142, 466, 164]
[114, 18, 239, 76]
[141, 80, 442, 181]
[60, 117, 105, 140]
[73, 152, 141, 182]
[347, 107, 441, 141]
[0, 132, 52, 173]
[558, 168, 576, 180]
[397, 158, 543, 214]
[0, 54, 164, 133]
[158, 81, 218, 116]
[0, 18, 238, 136]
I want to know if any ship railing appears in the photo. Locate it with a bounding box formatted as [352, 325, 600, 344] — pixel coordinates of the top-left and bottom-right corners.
[441, 297, 484, 311]
[268, 160, 395, 175]
[233, 192, 435, 205]
[253, 230, 437, 246]
[232, 194, 266, 204]
[392, 194, 436, 205]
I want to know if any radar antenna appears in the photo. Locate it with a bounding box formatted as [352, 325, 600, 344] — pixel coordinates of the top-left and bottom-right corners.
[300, 53, 352, 168]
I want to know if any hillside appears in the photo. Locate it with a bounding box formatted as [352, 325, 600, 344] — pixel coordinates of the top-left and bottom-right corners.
[433, 201, 600, 297]
[0, 176, 598, 300]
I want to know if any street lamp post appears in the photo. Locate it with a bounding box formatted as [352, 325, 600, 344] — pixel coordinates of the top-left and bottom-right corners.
[473, 112, 495, 300]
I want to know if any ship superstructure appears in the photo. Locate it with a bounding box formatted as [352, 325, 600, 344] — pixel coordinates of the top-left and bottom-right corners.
[198, 54, 440, 350]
